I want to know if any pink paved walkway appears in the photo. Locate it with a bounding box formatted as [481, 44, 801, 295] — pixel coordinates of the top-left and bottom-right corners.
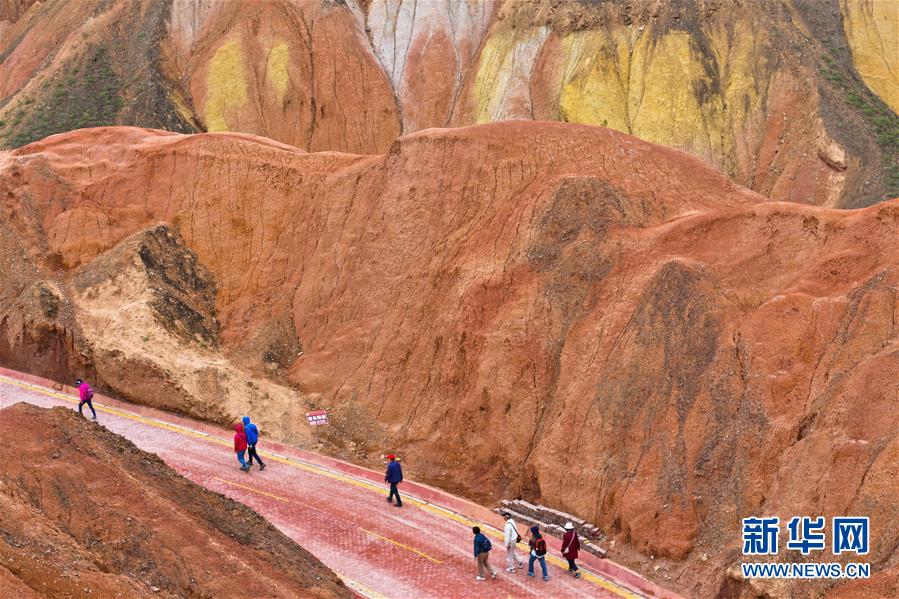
[0, 367, 680, 599]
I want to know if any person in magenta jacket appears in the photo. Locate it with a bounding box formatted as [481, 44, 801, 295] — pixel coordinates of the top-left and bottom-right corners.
[234, 423, 249, 472]
[561, 522, 581, 577]
[75, 378, 97, 421]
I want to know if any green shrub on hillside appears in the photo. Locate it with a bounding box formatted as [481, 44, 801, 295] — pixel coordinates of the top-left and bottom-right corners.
[822, 50, 899, 199]
[2, 46, 124, 148]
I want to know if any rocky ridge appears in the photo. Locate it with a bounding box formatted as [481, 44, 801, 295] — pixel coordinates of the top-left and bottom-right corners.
[1, 0, 897, 206]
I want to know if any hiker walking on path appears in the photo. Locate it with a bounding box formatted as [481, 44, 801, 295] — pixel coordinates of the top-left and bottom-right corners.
[75, 379, 97, 421]
[242, 416, 265, 470]
[384, 454, 403, 507]
[527, 525, 549, 581]
[234, 422, 250, 472]
[562, 522, 581, 578]
[472, 526, 496, 581]
[502, 511, 524, 572]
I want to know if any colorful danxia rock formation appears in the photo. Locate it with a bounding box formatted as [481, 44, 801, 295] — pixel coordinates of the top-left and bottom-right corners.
[2, 2, 898, 597]
[1, 0, 897, 206]
[1, 123, 897, 597]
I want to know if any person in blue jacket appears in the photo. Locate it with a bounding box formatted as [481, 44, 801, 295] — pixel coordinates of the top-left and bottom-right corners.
[242, 416, 266, 470]
[384, 454, 403, 507]
[473, 526, 496, 580]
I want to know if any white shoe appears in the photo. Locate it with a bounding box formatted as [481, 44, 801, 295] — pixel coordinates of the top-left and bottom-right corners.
[491, 572, 496, 579]
[475, 576, 486, 581]
[505, 567, 515, 572]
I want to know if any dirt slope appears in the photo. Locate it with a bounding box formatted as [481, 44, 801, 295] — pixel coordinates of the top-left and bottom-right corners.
[0, 204, 323, 448]
[0, 402, 351, 598]
[1, 123, 897, 597]
[1, 0, 896, 206]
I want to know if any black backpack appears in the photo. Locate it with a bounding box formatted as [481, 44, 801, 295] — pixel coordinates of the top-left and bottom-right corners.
[535, 537, 547, 556]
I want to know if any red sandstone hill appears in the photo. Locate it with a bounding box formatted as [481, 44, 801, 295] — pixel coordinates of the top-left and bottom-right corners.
[1, 123, 897, 597]
[0, 403, 351, 598]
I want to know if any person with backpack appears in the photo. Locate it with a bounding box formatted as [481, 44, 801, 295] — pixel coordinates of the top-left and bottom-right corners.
[561, 522, 581, 578]
[527, 525, 549, 581]
[234, 422, 250, 472]
[472, 526, 496, 581]
[384, 454, 403, 507]
[75, 378, 97, 421]
[502, 511, 524, 572]
[242, 416, 266, 470]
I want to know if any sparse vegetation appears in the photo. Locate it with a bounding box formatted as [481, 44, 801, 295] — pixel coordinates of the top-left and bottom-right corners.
[2, 46, 124, 148]
[822, 49, 899, 199]
[887, 163, 899, 194]
[819, 67, 842, 83]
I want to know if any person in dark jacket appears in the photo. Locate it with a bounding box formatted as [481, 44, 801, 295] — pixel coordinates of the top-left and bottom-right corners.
[234, 422, 250, 472]
[527, 525, 549, 581]
[384, 454, 403, 507]
[472, 526, 496, 580]
[75, 379, 97, 421]
[242, 416, 266, 470]
[561, 522, 581, 577]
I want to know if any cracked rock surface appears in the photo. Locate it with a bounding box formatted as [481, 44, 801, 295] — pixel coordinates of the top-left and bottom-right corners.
[1, 122, 897, 597]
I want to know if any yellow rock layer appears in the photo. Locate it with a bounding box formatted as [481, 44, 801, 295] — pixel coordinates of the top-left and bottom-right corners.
[841, 0, 899, 113]
[473, 27, 548, 123]
[557, 21, 767, 178]
[629, 30, 714, 158]
[168, 86, 197, 127]
[265, 41, 290, 107]
[558, 29, 631, 132]
[204, 38, 249, 132]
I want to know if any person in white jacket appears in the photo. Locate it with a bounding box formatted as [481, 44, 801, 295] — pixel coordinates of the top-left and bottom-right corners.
[502, 511, 525, 572]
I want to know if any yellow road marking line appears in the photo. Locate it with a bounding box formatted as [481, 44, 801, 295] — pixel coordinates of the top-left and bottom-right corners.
[539, 551, 637, 597]
[213, 477, 289, 502]
[2, 375, 641, 598]
[333, 570, 388, 599]
[360, 527, 443, 564]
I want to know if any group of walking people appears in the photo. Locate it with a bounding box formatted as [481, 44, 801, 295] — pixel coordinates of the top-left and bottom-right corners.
[379, 456, 582, 583]
[473, 511, 581, 582]
[234, 416, 266, 472]
[74, 378, 585, 586]
[76, 378, 267, 474]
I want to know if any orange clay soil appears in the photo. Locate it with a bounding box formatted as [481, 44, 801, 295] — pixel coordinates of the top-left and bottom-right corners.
[0, 122, 897, 597]
[0, 402, 351, 598]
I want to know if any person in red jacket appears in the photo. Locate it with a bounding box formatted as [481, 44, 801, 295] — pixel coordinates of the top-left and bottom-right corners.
[561, 522, 581, 578]
[234, 422, 250, 472]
